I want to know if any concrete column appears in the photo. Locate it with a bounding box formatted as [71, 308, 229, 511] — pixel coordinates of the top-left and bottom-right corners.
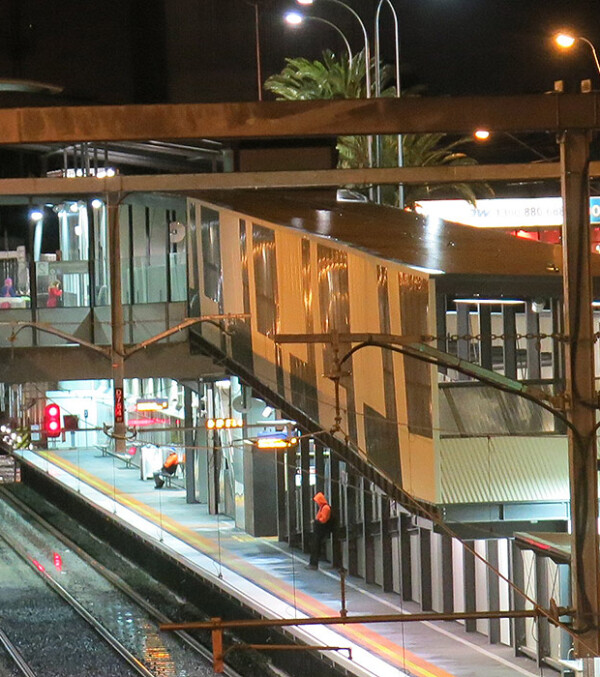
[441, 533, 454, 613]
[419, 528, 432, 611]
[363, 478, 375, 584]
[346, 470, 359, 576]
[380, 497, 394, 592]
[243, 448, 278, 537]
[399, 514, 413, 601]
[184, 386, 198, 504]
[487, 540, 500, 644]
[463, 541, 476, 632]
[511, 542, 526, 654]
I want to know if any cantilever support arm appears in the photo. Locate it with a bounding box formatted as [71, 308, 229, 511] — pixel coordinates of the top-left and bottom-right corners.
[4, 321, 111, 359]
[273, 332, 566, 413]
[123, 313, 249, 359]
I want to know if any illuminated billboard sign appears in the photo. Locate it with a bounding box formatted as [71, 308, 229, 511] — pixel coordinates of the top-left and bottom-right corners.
[415, 197, 600, 228]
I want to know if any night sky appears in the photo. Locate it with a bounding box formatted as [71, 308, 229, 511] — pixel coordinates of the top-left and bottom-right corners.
[0, 0, 598, 107]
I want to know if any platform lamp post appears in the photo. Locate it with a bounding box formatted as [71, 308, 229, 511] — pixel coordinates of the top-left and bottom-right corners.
[555, 32, 600, 79]
[374, 0, 403, 207]
[285, 11, 354, 67]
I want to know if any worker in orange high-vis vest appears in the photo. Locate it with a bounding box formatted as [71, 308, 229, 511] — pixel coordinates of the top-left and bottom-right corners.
[154, 451, 179, 488]
[306, 492, 333, 570]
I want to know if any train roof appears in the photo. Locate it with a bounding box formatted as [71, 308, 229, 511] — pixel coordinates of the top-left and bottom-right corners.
[194, 190, 600, 277]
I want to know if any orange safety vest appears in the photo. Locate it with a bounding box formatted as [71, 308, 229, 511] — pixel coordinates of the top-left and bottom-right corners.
[164, 452, 178, 469]
[314, 492, 331, 524]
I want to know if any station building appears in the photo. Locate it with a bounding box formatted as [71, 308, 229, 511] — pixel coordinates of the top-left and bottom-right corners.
[0, 185, 596, 671]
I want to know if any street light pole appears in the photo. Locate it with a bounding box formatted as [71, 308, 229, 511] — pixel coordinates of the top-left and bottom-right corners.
[243, 1, 263, 101]
[285, 12, 354, 67]
[374, 0, 403, 208]
[555, 33, 600, 80]
[297, 0, 371, 95]
[297, 0, 373, 197]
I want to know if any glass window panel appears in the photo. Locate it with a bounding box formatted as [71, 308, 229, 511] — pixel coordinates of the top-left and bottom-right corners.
[201, 206, 222, 305]
[252, 224, 278, 336]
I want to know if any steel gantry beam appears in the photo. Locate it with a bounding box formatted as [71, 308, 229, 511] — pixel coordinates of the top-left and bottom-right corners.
[0, 161, 596, 198]
[1, 93, 600, 143]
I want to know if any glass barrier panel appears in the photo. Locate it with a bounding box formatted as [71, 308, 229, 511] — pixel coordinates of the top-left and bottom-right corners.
[36, 260, 90, 308]
[0, 256, 30, 309]
[169, 251, 187, 302]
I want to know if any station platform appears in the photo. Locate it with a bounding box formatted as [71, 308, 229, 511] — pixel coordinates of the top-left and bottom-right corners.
[12, 447, 542, 677]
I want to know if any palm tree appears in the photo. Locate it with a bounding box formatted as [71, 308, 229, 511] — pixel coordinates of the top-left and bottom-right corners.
[265, 49, 492, 207]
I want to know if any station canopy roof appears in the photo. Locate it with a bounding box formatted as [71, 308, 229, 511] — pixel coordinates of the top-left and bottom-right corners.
[196, 190, 600, 278]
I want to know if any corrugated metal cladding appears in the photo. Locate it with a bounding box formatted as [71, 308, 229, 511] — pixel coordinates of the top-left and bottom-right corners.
[439, 436, 569, 504]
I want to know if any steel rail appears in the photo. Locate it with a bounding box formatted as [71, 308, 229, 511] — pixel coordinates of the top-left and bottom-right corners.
[0, 627, 37, 677]
[0, 487, 247, 677]
[0, 526, 157, 677]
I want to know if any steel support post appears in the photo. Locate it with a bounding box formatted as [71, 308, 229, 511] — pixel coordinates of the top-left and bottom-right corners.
[560, 129, 600, 656]
[502, 305, 518, 380]
[479, 304, 493, 371]
[525, 304, 541, 380]
[107, 195, 126, 454]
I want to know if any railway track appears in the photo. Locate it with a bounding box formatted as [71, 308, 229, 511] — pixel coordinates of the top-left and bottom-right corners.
[0, 487, 247, 677]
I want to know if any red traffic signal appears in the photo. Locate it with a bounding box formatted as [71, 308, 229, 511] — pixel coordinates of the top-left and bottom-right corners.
[44, 404, 61, 438]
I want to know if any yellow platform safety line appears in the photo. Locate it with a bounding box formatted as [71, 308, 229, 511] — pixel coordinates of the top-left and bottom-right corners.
[42, 451, 457, 677]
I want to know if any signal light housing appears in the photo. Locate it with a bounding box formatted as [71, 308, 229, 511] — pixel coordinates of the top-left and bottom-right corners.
[205, 417, 243, 430]
[44, 403, 61, 438]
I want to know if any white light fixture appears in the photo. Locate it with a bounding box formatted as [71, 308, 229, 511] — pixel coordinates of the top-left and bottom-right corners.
[91, 199, 103, 209]
[454, 298, 525, 305]
[262, 406, 274, 418]
[555, 32, 576, 49]
[409, 264, 445, 276]
[30, 210, 43, 222]
[285, 11, 303, 25]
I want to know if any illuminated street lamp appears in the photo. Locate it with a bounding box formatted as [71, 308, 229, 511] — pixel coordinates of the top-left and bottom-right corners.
[285, 11, 354, 67]
[554, 32, 600, 78]
[296, 0, 371, 97]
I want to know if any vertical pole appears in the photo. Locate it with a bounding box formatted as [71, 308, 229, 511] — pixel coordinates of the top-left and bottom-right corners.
[560, 129, 600, 657]
[339, 568, 348, 617]
[252, 2, 262, 101]
[211, 618, 224, 673]
[108, 194, 126, 455]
